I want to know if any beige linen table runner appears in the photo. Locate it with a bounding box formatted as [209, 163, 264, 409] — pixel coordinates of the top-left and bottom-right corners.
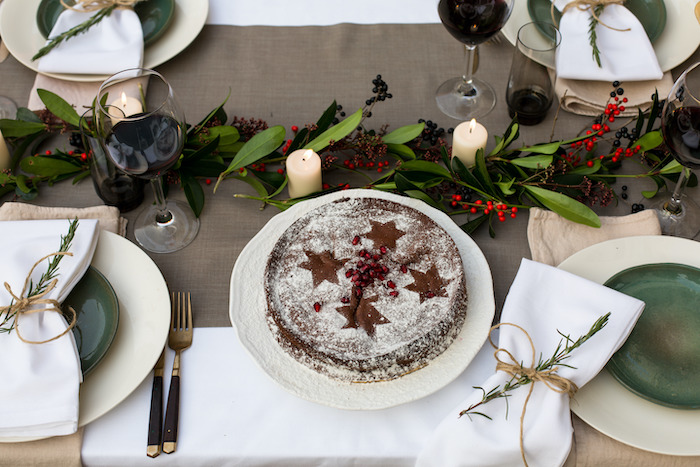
[528, 207, 700, 466]
[0, 203, 124, 467]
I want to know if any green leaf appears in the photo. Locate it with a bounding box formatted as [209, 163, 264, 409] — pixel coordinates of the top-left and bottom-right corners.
[495, 177, 516, 196]
[473, 149, 497, 197]
[0, 119, 46, 137]
[641, 175, 666, 199]
[522, 142, 560, 155]
[451, 155, 485, 192]
[489, 119, 519, 156]
[371, 182, 397, 190]
[659, 159, 682, 174]
[203, 126, 240, 148]
[460, 214, 489, 235]
[386, 143, 416, 160]
[304, 109, 362, 152]
[20, 156, 81, 177]
[37, 89, 80, 127]
[16, 107, 41, 123]
[394, 172, 423, 192]
[382, 123, 425, 144]
[185, 135, 220, 164]
[569, 160, 601, 174]
[254, 169, 285, 190]
[307, 101, 337, 141]
[510, 155, 553, 169]
[286, 127, 309, 154]
[524, 185, 601, 227]
[397, 159, 451, 179]
[190, 92, 230, 135]
[181, 172, 204, 217]
[635, 130, 663, 152]
[233, 173, 269, 198]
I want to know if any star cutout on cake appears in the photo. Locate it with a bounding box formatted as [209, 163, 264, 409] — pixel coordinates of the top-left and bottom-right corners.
[405, 264, 449, 303]
[364, 220, 405, 250]
[299, 250, 347, 287]
[336, 291, 390, 337]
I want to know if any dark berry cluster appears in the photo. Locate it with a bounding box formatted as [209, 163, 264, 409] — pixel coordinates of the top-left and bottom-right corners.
[417, 119, 452, 146]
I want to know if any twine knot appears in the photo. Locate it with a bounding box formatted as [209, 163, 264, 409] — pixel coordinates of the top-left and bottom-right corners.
[0, 252, 77, 344]
[60, 0, 145, 12]
[489, 323, 579, 467]
[553, 0, 631, 33]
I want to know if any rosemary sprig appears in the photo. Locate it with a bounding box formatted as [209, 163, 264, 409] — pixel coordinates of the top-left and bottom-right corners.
[32, 5, 117, 61]
[459, 312, 610, 419]
[588, 5, 606, 68]
[0, 218, 79, 333]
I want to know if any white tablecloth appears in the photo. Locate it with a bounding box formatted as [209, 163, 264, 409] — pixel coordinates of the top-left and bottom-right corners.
[81, 327, 495, 466]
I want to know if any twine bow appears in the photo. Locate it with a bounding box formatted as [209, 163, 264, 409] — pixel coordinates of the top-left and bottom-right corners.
[60, 0, 144, 12]
[553, 0, 631, 33]
[0, 252, 77, 344]
[488, 323, 579, 467]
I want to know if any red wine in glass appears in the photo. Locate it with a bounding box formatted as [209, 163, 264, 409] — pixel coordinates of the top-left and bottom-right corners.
[435, 0, 514, 120]
[507, 88, 552, 125]
[662, 107, 700, 169]
[105, 114, 184, 179]
[438, 0, 512, 46]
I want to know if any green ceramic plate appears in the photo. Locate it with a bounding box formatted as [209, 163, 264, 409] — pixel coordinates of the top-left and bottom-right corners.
[604, 263, 700, 409]
[36, 0, 175, 46]
[63, 266, 119, 376]
[528, 0, 666, 43]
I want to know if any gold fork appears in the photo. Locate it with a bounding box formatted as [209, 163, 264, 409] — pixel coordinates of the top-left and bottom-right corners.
[162, 292, 193, 454]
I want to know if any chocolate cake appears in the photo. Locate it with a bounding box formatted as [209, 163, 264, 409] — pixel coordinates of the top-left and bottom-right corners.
[264, 196, 468, 382]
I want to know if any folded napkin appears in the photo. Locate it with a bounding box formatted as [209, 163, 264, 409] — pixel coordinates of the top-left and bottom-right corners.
[527, 207, 661, 266]
[554, 0, 662, 82]
[37, 6, 143, 75]
[416, 258, 644, 467]
[0, 218, 99, 439]
[555, 73, 674, 117]
[28, 74, 101, 112]
[0, 203, 127, 237]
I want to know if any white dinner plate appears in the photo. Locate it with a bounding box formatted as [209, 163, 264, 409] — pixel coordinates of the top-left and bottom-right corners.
[229, 189, 495, 410]
[502, 0, 700, 72]
[558, 235, 700, 456]
[0, 0, 208, 82]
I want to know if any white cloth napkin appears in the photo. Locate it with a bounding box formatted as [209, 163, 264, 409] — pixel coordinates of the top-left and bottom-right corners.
[0, 218, 99, 439]
[554, 0, 662, 82]
[37, 7, 143, 75]
[416, 258, 645, 467]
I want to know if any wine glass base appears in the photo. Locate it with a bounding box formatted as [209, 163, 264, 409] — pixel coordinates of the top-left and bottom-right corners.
[652, 194, 700, 239]
[435, 76, 496, 120]
[133, 199, 200, 253]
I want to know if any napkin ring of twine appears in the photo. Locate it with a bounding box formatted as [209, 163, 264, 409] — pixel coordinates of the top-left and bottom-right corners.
[552, 0, 631, 33]
[489, 323, 579, 467]
[60, 0, 144, 12]
[0, 252, 77, 345]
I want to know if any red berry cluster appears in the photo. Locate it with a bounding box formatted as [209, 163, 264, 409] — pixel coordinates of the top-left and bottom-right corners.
[343, 236, 402, 300]
[342, 159, 391, 173]
[449, 194, 518, 222]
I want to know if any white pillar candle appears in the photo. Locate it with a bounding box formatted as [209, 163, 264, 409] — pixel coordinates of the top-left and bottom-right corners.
[0, 129, 11, 171]
[452, 119, 488, 167]
[108, 91, 143, 123]
[286, 149, 322, 198]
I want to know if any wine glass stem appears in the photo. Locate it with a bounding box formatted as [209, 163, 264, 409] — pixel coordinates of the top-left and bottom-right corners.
[150, 177, 173, 224]
[460, 44, 478, 97]
[665, 168, 689, 215]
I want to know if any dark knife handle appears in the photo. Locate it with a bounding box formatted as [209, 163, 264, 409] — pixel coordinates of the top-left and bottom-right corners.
[146, 374, 164, 457]
[162, 375, 180, 454]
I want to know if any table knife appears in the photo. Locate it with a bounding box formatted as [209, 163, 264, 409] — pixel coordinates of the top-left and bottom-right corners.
[147, 349, 166, 458]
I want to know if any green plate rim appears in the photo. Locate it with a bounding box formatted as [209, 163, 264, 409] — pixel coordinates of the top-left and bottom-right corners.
[63, 265, 120, 376]
[604, 262, 700, 409]
[36, 0, 175, 46]
[527, 0, 667, 43]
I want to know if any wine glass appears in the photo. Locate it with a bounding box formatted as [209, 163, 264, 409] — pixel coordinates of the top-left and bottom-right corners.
[95, 68, 200, 253]
[654, 61, 700, 238]
[436, 0, 514, 120]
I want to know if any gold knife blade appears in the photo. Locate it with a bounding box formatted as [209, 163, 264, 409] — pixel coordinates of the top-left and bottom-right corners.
[147, 349, 166, 458]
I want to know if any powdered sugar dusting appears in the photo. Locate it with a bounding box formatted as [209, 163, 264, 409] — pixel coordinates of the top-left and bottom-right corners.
[265, 197, 468, 382]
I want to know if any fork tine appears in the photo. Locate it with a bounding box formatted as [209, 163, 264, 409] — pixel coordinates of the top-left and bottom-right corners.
[186, 293, 192, 330]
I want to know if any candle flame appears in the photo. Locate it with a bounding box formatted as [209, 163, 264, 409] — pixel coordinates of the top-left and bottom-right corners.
[468, 118, 476, 133]
[120, 92, 128, 108]
[302, 149, 314, 162]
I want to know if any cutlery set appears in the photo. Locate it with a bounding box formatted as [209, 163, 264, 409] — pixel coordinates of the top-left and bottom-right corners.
[147, 291, 193, 458]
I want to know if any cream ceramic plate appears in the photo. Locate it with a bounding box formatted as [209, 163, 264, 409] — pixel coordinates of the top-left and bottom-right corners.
[558, 235, 700, 456]
[502, 0, 700, 72]
[0, 0, 208, 82]
[2, 230, 170, 443]
[229, 189, 495, 410]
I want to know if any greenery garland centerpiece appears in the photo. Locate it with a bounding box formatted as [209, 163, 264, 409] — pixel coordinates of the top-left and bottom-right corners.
[0, 78, 685, 237]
